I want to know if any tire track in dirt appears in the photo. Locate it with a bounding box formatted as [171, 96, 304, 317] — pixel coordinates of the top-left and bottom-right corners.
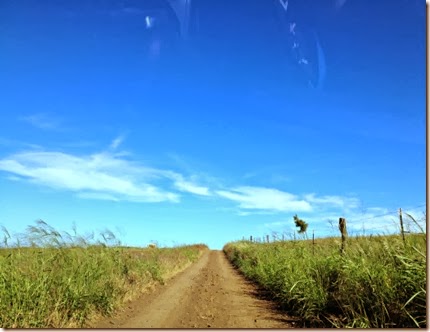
[93, 250, 295, 328]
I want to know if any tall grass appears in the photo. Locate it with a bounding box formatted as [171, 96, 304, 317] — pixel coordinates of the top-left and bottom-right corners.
[0, 220, 207, 328]
[224, 232, 426, 328]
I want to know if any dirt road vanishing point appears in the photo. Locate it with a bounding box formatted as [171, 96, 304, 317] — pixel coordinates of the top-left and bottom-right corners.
[93, 250, 296, 328]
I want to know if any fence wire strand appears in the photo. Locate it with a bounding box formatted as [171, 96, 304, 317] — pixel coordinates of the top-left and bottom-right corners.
[247, 204, 426, 242]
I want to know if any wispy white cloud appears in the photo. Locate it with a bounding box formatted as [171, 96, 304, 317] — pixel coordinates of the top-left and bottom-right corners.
[109, 135, 125, 150]
[304, 193, 360, 210]
[157, 171, 211, 196]
[1, 139, 422, 237]
[0, 150, 179, 203]
[172, 176, 211, 196]
[216, 186, 312, 213]
[20, 113, 62, 130]
[76, 192, 120, 202]
[0, 135, 218, 203]
[217, 187, 362, 216]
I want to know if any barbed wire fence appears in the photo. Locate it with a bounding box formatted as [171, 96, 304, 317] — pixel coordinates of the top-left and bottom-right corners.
[242, 204, 426, 244]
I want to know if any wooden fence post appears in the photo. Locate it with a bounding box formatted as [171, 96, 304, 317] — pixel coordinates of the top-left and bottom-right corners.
[250, 235, 253, 242]
[266, 235, 269, 243]
[312, 230, 315, 255]
[399, 208, 406, 246]
[339, 217, 347, 254]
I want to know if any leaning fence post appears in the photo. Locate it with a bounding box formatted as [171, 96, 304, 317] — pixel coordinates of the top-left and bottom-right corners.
[339, 217, 347, 254]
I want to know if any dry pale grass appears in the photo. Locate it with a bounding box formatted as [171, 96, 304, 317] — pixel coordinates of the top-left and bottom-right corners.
[0, 221, 208, 328]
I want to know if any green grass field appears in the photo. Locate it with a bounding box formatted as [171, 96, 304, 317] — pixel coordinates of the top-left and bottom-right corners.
[0, 220, 208, 328]
[224, 233, 426, 328]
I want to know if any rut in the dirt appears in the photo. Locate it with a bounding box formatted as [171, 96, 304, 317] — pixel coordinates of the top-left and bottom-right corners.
[93, 250, 296, 328]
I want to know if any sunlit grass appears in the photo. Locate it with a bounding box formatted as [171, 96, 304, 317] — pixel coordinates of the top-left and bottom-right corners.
[0, 220, 208, 328]
[224, 230, 426, 328]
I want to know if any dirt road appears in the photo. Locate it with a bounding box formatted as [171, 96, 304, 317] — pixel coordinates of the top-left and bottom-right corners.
[93, 250, 296, 328]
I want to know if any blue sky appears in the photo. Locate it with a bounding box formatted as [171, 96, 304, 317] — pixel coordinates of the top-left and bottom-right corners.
[0, 0, 426, 249]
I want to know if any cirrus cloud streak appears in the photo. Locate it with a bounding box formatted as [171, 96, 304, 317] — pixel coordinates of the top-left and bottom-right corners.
[216, 186, 312, 213]
[0, 149, 213, 203]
